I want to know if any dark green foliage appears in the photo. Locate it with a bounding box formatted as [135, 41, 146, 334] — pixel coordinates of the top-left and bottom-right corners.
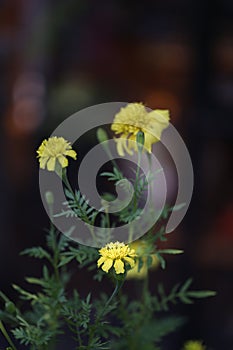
[152, 279, 216, 312]
[55, 189, 98, 225]
[100, 167, 123, 182]
[59, 244, 98, 267]
[0, 217, 216, 350]
[0, 164, 216, 349]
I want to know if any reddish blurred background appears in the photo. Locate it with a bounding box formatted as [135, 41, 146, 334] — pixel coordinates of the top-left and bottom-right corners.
[0, 0, 233, 349]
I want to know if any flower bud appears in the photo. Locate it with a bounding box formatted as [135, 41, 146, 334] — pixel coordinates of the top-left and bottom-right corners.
[5, 301, 16, 314]
[136, 131, 145, 152]
[45, 191, 54, 205]
[97, 127, 108, 143]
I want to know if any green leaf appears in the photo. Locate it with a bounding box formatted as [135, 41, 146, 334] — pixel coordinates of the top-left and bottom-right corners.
[146, 255, 153, 268]
[55, 190, 98, 225]
[12, 285, 38, 301]
[156, 254, 166, 269]
[43, 265, 49, 280]
[100, 167, 123, 181]
[170, 283, 180, 296]
[158, 284, 166, 299]
[25, 277, 45, 286]
[137, 257, 144, 272]
[179, 295, 193, 304]
[20, 247, 51, 260]
[152, 278, 216, 312]
[58, 255, 74, 267]
[187, 291, 217, 298]
[157, 249, 184, 255]
[172, 203, 186, 211]
[100, 172, 115, 177]
[64, 188, 74, 199]
[180, 278, 193, 293]
[0, 291, 10, 303]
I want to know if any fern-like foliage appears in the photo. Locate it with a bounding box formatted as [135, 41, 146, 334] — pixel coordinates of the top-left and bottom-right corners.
[59, 244, 98, 268]
[111, 316, 185, 350]
[100, 167, 123, 182]
[61, 291, 91, 335]
[0, 165, 216, 350]
[55, 189, 98, 225]
[152, 278, 216, 312]
[12, 320, 55, 348]
[21, 247, 51, 261]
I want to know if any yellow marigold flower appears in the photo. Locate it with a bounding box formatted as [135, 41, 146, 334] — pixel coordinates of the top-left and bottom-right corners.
[127, 240, 159, 280]
[37, 136, 77, 171]
[111, 102, 170, 156]
[183, 340, 206, 350]
[97, 241, 137, 274]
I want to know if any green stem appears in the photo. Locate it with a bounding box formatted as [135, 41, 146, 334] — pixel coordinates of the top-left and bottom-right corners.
[135, 151, 142, 185]
[147, 152, 152, 170]
[105, 147, 119, 171]
[0, 320, 17, 350]
[104, 210, 112, 244]
[128, 144, 143, 243]
[96, 127, 120, 172]
[133, 148, 142, 210]
[147, 152, 153, 196]
[0, 291, 9, 303]
[105, 211, 110, 231]
[117, 289, 128, 323]
[62, 169, 97, 245]
[47, 198, 59, 281]
[46, 199, 61, 343]
[88, 278, 124, 349]
[97, 278, 124, 322]
[128, 224, 134, 243]
[61, 169, 74, 195]
[76, 324, 82, 348]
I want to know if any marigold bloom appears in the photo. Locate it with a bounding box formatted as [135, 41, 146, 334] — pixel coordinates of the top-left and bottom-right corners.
[97, 241, 137, 274]
[183, 340, 206, 350]
[127, 240, 159, 279]
[111, 103, 170, 156]
[37, 136, 77, 171]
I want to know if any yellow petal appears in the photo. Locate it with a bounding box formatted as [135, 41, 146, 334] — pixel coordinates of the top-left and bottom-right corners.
[115, 138, 125, 157]
[58, 155, 68, 168]
[150, 109, 170, 123]
[47, 157, 56, 171]
[147, 110, 170, 139]
[114, 259, 125, 274]
[123, 138, 134, 156]
[97, 256, 106, 267]
[65, 150, 77, 159]
[144, 133, 158, 152]
[39, 157, 48, 169]
[102, 258, 113, 272]
[123, 257, 135, 268]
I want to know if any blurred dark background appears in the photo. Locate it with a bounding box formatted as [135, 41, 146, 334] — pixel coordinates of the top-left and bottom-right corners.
[0, 0, 233, 349]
